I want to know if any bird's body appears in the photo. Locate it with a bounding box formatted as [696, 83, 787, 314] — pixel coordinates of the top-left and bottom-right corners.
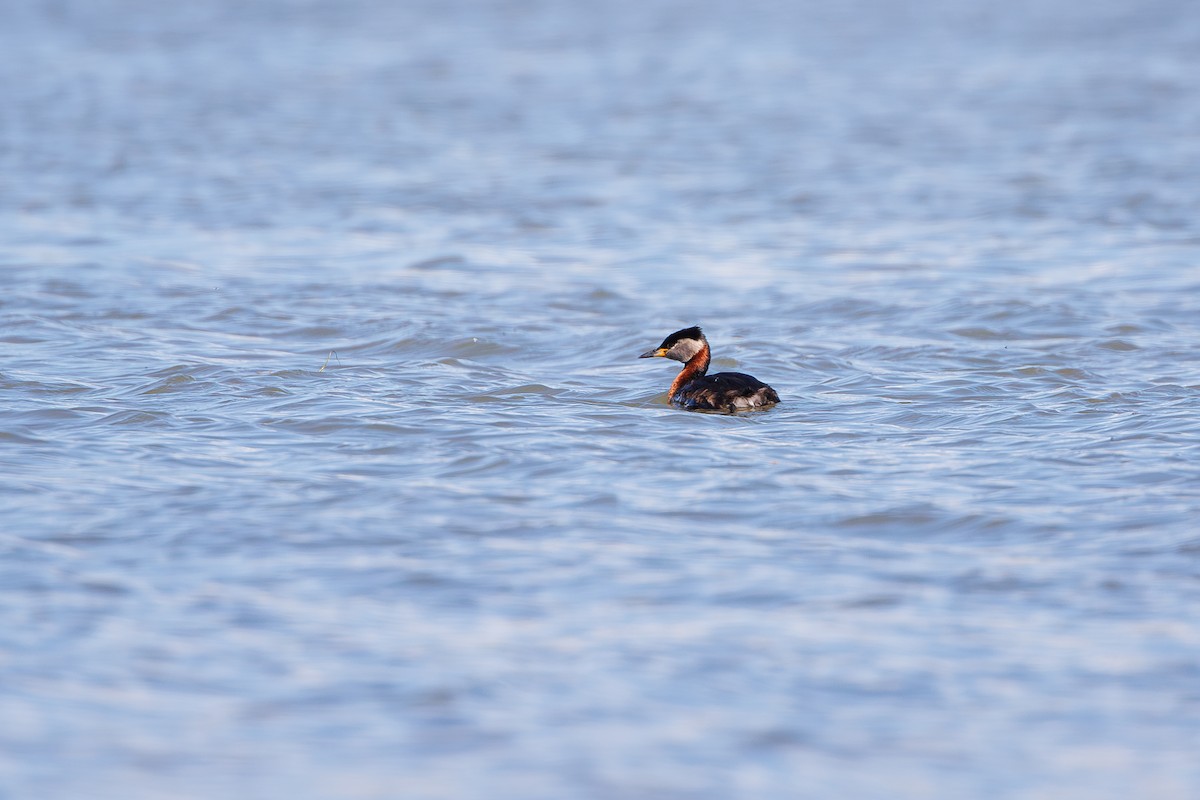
[639, 326, 779, 412]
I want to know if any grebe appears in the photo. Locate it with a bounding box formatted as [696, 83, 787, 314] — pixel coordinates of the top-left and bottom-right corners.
[639, 326, 780, 412]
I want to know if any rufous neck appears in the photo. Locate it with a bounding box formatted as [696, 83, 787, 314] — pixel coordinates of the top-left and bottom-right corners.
[670, 342, 710, 395]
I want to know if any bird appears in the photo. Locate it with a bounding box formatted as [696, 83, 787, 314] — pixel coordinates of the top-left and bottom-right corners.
[639, 326, 779, 412]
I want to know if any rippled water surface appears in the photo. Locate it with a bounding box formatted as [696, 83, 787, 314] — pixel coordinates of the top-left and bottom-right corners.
[3, 1, 1200, 798]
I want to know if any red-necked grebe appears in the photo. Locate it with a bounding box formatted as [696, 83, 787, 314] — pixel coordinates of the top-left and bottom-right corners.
[639, 326, 780, 411]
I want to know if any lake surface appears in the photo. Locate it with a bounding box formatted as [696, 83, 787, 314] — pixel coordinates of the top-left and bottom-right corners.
[2, 1, 1199, 797]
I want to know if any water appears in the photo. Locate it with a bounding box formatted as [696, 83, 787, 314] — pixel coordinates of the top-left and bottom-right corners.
[3, 1, 1200, 797]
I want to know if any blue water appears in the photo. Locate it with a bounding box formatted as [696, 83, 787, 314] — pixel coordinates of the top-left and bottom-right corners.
[3, 1, 1200, 798]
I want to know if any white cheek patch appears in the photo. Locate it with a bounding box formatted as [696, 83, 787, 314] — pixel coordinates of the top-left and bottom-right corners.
[669, 338, 703, 361]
